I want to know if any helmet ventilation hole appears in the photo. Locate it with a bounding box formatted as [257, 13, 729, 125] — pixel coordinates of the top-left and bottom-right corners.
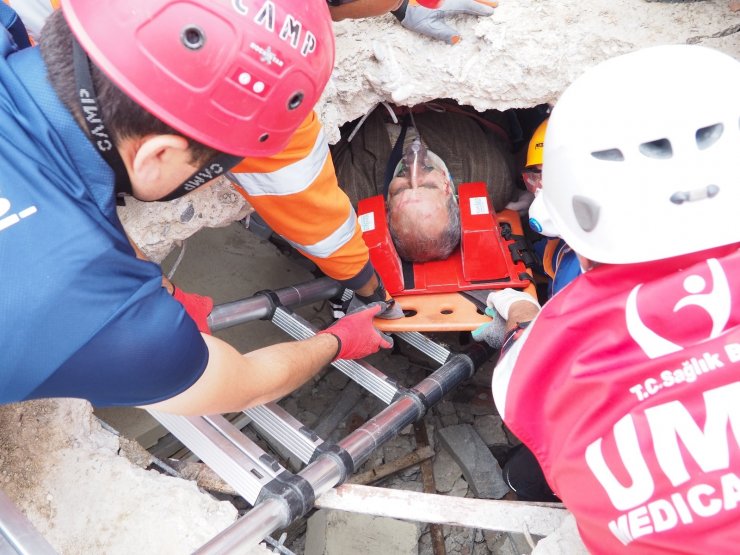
[572, 196, 600, 232]
[639, 138, 672, 159]
[695, 123, 723, 150]
[591, 148, 624, 161]
[288, 92, 305, 110]
[181, 25, 206, 50]
[259, 134, 269, 143]
[670, 185, 720, 205]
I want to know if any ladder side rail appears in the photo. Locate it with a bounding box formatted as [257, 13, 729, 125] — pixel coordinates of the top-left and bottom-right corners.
[195, 344, 494, 553]
[149, 412, 283, 504]
[0, 490, 57, 555]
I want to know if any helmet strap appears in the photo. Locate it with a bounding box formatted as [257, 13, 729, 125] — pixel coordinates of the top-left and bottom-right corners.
[158, 152, 244, 202]
[72, 37, 133, 204]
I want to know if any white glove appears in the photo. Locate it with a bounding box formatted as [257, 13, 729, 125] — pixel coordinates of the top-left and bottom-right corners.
[485, 288, 540, 320]
[393, 0, 498, 45]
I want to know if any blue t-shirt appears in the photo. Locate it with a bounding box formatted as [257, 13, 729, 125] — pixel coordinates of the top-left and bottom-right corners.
[0, 32, 208, 406]
[532, 237, 582, 298]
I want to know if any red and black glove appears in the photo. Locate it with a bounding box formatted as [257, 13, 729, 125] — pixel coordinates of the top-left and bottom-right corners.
[317, 302, 394, 361]
[172, 286, 214, 335]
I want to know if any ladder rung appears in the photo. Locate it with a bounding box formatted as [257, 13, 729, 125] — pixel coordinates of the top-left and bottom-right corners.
[244, 402, 323, 464]
[330, 359, 397, 404]
[271, 308, 398, 404]
[395, 332, 451, 365]
[148, 412, 283, 504]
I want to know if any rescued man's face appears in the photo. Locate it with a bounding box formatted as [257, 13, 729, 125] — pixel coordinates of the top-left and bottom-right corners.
[387, 167, 451, 223]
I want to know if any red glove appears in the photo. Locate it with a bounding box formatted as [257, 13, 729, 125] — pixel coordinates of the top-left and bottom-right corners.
[317, 302, 394, 361]
[172, 286, 214, 335]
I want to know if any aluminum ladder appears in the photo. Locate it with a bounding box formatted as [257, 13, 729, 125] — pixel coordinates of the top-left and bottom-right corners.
[147, 277, 493, 553]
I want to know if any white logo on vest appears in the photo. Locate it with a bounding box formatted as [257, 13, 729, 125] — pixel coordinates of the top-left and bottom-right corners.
[625, 259, 731, 359]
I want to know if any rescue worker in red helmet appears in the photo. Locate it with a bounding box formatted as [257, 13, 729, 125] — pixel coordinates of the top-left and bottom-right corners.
[0, 0, 392, 414]
[12, 0, 498, 315]
[9, 0, 404, 319]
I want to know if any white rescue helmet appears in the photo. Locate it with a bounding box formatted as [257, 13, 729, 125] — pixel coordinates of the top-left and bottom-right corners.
[540, 45, 740, 264]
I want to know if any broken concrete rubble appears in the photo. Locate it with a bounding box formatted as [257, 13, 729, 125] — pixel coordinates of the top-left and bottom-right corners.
[118, 177, 251, 264]
[532, 514, 589, 555]
[437, 424, 510, 499]
[433, 447, 464, 493]
[306, 510, 422, 555]
[324, 0, 740, 142]
[0, 399, 263, 554]
[473, 414, 509, 450]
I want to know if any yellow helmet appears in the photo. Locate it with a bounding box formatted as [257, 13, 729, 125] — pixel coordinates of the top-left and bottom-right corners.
[525, 119, 548, 168]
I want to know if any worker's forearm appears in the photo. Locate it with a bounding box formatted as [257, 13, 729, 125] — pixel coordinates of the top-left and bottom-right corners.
[142, 333, 339, 415]
[238, 334, 339, 407]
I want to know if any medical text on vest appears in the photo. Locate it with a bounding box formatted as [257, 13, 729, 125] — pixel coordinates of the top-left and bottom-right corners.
[585, 375, 740, 546]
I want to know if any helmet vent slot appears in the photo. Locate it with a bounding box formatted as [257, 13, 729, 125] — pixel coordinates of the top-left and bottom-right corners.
[639, 138, 672, 159]
[181, 25, 206, 50]
[288, 92, 305, 110]
[591, 148, 624, 161]
[695, 123, 723, 150]
[572, 196, 600, 232]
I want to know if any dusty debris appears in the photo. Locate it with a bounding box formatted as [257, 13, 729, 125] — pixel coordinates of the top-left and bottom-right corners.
[306, 509, 422, 555]
[0, 400, 241, 554]
[415, 421, 447, 555]
[349, 446, 435, 485]
[437, 424, 509, 499]
[165, 459, 240, 497]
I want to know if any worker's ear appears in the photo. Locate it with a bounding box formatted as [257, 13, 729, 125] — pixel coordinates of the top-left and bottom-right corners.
[130, 134, 193, 199]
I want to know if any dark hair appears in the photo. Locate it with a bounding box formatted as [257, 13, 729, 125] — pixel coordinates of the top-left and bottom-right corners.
[388, 194, 461, 263]
[39, 9, 217, 164]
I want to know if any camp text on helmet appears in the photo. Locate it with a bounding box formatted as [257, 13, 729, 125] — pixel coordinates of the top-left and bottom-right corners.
[232, 0, 317, 58]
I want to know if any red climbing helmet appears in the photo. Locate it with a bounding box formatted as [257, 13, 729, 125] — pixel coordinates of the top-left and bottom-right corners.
[60, 0, 335, 157]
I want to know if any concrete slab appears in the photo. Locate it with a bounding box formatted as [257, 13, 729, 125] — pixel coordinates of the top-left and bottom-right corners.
[437, 424, 510, 499]
[432, 448, 463, 493]
[305, 509, 421, 555]
[532, 514, 589, 555]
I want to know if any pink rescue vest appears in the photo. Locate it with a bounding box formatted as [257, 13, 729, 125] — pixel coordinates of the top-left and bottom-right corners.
[494, 244, 740, 554]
